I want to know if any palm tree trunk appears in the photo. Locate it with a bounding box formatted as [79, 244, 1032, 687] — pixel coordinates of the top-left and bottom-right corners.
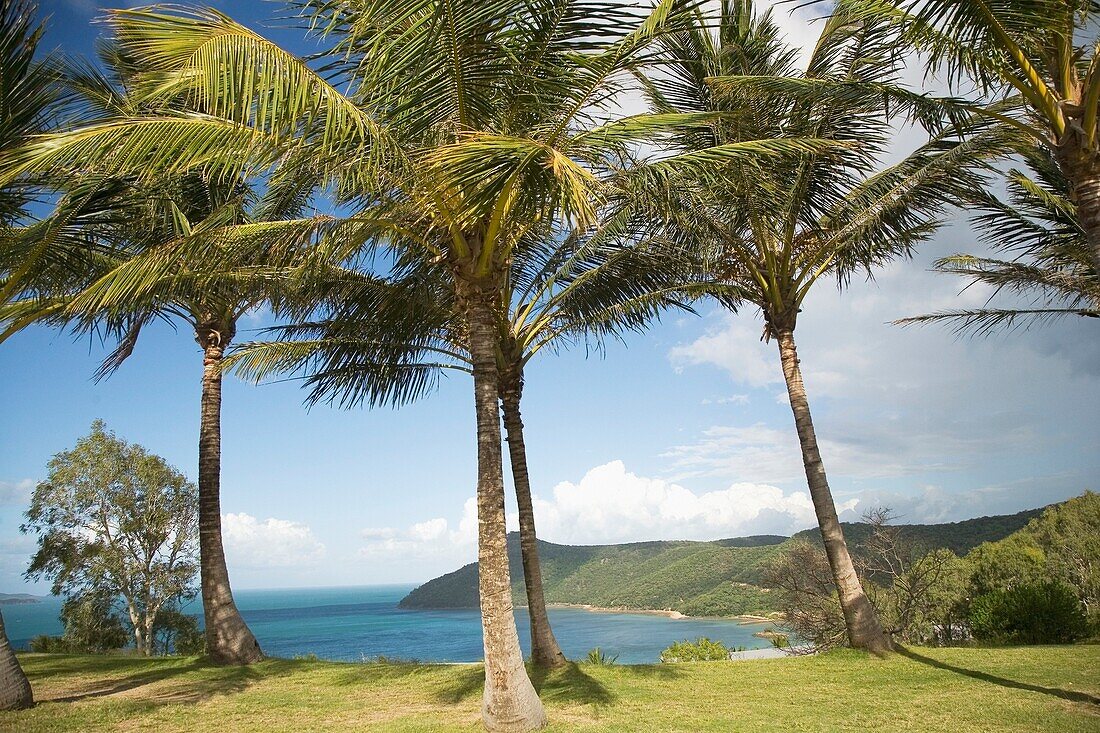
[1056, 138, 1100, 275]
[0, 610, 32, 710]
[500, 368, 567, 670]
[462, 288, 546, 732]
[198, 330, 263, 665]
[774, 327, 891, 655]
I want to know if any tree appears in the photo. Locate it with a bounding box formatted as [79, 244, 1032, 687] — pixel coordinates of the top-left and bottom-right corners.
[0, 3, 830, 724]
[0, 0, 59, 707]
[899, 142, 1099, 332]
[856, 509, 971, 645]
[228, 229, 690, 669]
[839, 0, 1100, 274]
[22, 420, 198, 657]
[622, 0, 1001, 653]
[0, 44, 341, 663]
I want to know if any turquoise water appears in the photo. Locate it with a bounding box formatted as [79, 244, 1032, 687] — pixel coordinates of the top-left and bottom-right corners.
[2, 585, 772, 663]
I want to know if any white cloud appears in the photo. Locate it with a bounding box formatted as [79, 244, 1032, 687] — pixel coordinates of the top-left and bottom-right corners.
[222, 513, 326, 568]
[358, 461, 832, 571]
[701, 394, 750, 406]
[532, 460, 826, 543]
[409, 517, 448, 542]
[0, 479, 35, 507]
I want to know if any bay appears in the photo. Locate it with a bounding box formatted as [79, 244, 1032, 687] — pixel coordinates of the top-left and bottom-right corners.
[2, 585, 774, 664]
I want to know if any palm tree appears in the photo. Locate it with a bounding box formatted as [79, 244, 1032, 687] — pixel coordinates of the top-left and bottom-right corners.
[1, 42, 354, 665]
[0, 611, 32, 711]
[0, 170, 332, 665]
[226, 228, 690, 669]
[626, 0, 1000, 653]
[839, 0, 1100, 273]
[0, 4, 836, 723]
[0, 0, 64, 709]
[899, 141, 1099, 331]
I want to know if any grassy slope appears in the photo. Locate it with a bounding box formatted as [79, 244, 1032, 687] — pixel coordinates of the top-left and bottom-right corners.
[6, 646, 1098, 732]
[398, 535, 785, 615]
[400, 508, 1042, 615]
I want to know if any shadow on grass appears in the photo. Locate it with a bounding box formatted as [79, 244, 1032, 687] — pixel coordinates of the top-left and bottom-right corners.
[896, 646, 1100, 706]
[433, 664, 485, 704]
[28, 654, 299, 707]
[432, 661, 660, 708]
[530, 662, 615, 707]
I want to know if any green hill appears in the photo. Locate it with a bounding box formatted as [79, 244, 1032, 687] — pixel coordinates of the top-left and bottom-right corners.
[400, 507, 1044, 616]
[790, 507, 1045, 555]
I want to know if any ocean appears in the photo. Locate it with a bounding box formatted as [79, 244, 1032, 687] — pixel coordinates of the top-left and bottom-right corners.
[2, 585, 774, 664]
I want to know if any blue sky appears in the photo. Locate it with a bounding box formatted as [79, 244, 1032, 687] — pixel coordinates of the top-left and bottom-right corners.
[2, 1, 1097, 593]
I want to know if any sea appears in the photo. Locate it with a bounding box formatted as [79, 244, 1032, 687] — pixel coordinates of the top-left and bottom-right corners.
[1, 585, 774, 664]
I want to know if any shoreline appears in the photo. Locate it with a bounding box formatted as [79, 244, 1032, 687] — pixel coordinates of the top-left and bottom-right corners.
[544, 603, 783, 625]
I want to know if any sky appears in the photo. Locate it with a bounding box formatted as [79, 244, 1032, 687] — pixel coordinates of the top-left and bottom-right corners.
[1, 1, 1097, 593]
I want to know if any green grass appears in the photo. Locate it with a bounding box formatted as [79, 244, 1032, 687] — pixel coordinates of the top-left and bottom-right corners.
[5, 646, 1098, 732]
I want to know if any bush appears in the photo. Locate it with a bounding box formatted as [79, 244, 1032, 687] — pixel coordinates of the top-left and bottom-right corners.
[660, 637, 730, 663]
[969, 581, 1090, 645]
[584, 647, 618, 665]
[29, 634, 70, 653]
[152, 608, 204, 656]
[58, 595, 129, 653]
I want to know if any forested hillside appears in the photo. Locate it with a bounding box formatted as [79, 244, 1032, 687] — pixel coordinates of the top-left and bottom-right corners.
[399, 508, 1044, 616]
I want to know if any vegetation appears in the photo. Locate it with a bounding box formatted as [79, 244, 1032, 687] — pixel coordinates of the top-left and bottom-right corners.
[659, 637, 732, 663]
[618, 0, 1006, 654]
[0, 0, 1097, 729]
[968, 581, 1090, 645]
[21, 421, 198, 657]
[842, 0, 1100, 274]
[3, 647, 1098, 732]
[768, 492, 1100, 649]
[900, 144, 1099, 332]
[583, 648, 618, 666]
[402, 508, 1039, 616]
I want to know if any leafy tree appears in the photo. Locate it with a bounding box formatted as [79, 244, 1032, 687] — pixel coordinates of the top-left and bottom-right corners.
[967, 534, 1048, 596]
[838, 0, 1100, 274]
[22, 420, 199, 656]
[151, 608, 205, 656]
[625, 0, 997, 654]
[55, 593, 130, 653]
[1022, 491, 1100, 623]
[969, 581, 1090, 644]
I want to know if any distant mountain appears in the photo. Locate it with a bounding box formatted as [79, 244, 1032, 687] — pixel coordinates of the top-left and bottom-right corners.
[400, 508, 1044, 616]
[0, 593, 43, 605]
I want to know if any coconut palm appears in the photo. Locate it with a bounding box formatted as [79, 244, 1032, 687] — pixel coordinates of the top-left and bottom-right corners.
[899, 141, 1099, 332]
[0, 0, 66, 709]
[225, 227, 692, 669]
[838, 0, 1100, 273]
[0, 168, 337, 665]
[0, 3, 839, 723]
[625, 0, 1003, 653]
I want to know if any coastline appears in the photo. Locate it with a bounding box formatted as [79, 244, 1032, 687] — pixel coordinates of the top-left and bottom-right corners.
[544, 602, 783, 625]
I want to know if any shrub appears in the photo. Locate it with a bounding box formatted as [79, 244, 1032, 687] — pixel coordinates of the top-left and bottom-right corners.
[584, 647, 618, 665]
[969, 581, 1089, 645]
[29, 634, 69, 653]
[660, 637, 730, 663]
[769, 633, 789, 649]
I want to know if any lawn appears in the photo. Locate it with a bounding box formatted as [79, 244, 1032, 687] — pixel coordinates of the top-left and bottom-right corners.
[3, 646, 1098, 732]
